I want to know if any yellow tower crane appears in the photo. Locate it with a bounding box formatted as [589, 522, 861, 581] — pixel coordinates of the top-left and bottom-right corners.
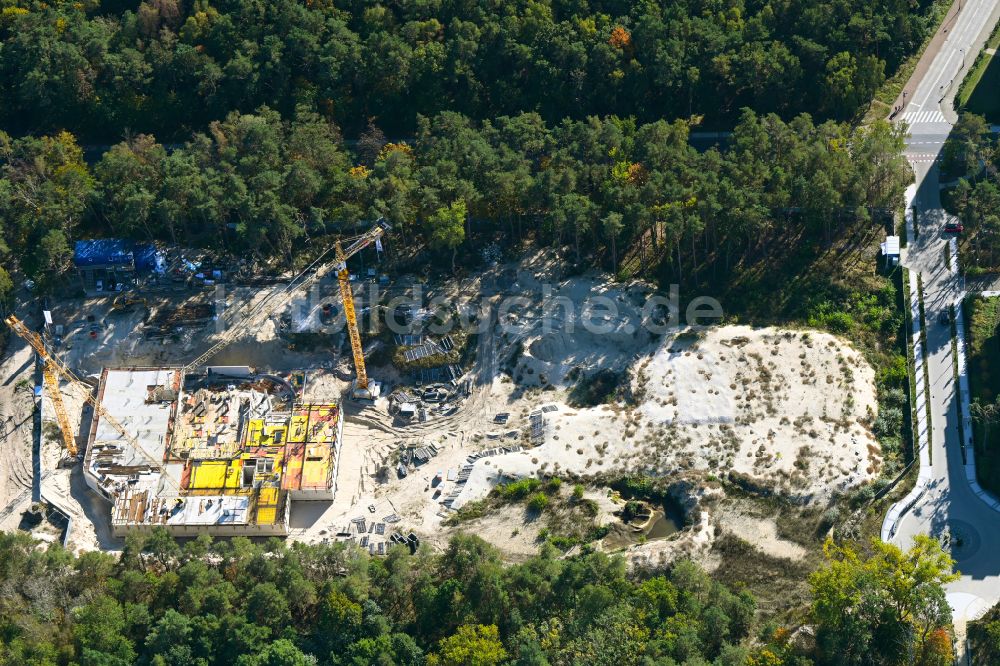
[183, 218, 390, 400]
[333, 220, 391, 400]
[7, 317, 78, 459]
[42, 358, 77, 459]
[6, 315, 180, 489]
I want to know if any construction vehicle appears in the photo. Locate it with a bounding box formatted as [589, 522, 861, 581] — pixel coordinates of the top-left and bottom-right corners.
[111, 295, 148, 313]
[183, 218, 390, 401]
[5, 315, 179, 490]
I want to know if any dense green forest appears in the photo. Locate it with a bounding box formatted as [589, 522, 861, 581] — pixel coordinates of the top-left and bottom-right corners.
[0, 108, 910, 295]
[0, 0, 917, 295]
[0, 530, 958, 666]
[0, 0, 944, 140]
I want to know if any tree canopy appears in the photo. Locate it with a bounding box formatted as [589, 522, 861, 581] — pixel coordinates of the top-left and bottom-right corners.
[0, 529, 962, 665]
[0, 0, 946, 140]
[809, 536, 957, 666]
[0, 108, 911, 286]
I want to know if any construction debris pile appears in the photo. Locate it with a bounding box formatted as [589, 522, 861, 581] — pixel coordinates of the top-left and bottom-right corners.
[387, 382, 469, 424]
[144, 303, 215, 339]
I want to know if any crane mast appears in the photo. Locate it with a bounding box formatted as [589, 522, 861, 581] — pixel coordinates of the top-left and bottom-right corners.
[336, 240, 368, 391]
[8, 316, 77, 458]
[5, 315, 179, 489]
[184, 218, 389, 398]
[42, 358, 78, 458]
[333, 221, 389, 399]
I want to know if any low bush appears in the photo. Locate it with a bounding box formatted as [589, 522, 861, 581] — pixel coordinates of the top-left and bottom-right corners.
[527, 493, 549, 513]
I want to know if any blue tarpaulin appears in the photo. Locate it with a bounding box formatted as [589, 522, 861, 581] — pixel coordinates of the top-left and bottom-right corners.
[74, 240, 159, 271]
[133, 243, 158, 271]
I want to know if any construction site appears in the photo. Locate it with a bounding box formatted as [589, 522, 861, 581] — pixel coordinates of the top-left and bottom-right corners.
[0, 235, 886, 567]
[85, 366, 342, 537]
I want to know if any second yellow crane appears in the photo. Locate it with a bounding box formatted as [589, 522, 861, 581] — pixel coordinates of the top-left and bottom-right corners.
[6, 315, 179, 489]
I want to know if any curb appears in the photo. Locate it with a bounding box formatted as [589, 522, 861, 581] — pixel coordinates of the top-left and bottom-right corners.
[950, 250, 1000, 512]
[882, 260, 933, 540]
[883, 188, 933, 540]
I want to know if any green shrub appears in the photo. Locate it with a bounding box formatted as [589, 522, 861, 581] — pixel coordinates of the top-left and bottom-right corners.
[877, 354, 908, 388]
[619, 476, 657, 497]
[527, 493, 549, 513]
[548, 535, 578, 551]
[499, 478, 541, 500]
[572, 484, 585, 500]
[545, 478, 562, 493]
[824, 311, 854, 334]
[568, 369, 624, 407]
[622, 500, 643, 522]
[586, 525, 610, 541]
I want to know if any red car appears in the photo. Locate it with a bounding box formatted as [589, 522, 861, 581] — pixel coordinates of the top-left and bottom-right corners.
[944, 221, 964, 233]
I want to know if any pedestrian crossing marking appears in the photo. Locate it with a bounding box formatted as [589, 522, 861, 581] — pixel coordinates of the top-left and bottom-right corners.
[902, 110, 947, 124]
[907, 153, 943, 163]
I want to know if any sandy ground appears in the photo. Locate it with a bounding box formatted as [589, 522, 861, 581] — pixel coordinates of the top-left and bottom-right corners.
[11, 250, 884, 566]
[0, 341, 37, 531]
[287, 255, 882, 564]
[450, 325, 879, 511]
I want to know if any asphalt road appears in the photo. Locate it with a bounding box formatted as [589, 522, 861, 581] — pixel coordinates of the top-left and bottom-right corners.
[890, 0, 1000, 644]
[895, 158, 1000, 626]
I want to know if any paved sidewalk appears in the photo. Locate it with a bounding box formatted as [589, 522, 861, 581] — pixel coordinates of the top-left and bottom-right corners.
[882, 192, 933, 541]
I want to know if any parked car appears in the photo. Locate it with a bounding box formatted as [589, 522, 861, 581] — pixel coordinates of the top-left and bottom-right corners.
[944, 221, 964, 233]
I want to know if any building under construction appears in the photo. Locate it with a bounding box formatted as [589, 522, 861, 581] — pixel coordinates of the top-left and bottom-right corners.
[84, 367, 343, 537]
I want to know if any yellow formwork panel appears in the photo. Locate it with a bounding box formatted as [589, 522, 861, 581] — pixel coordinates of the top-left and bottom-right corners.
[256, 506, 277, 525]
[301, 456, 330, 488]
[260, 425, 288, 447]
[188, 460, 243, 491]
[247, 420, 264, 447]
[258, 486, 279, 505]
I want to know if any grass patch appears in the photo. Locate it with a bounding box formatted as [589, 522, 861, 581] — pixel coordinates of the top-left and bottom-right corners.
[498, 477, 543, 500]
[903, 268, 919, 464]
[917, 274, 933, 463]
[447, 475, 569, 524]
[963, 294, 1000, 493]
[710, 532, 818, 622]
[446, 477, 612, 551]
